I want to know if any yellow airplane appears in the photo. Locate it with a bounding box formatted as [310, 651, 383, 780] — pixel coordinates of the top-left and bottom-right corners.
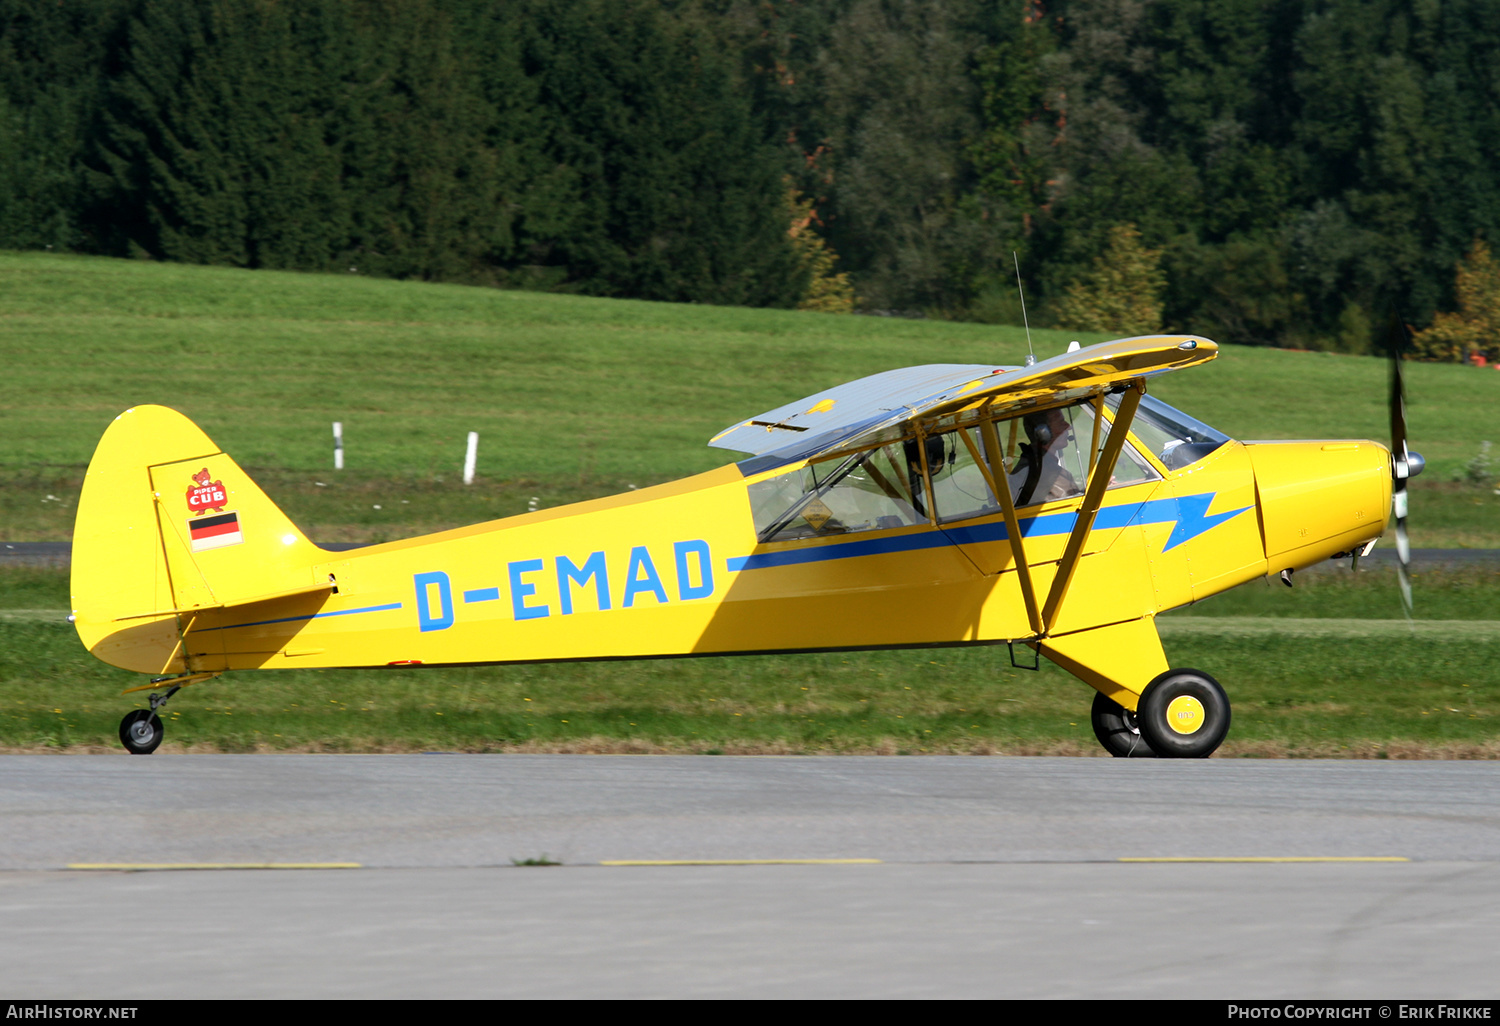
[71, 334, 1418, 758]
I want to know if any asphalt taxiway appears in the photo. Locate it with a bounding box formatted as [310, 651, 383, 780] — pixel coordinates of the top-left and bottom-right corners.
[1, 755, 1497, 998]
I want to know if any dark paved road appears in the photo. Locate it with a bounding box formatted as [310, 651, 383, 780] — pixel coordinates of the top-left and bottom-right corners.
[1, 755, 1497, 998]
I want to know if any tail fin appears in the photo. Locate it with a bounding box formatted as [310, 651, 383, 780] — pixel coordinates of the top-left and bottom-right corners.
[72, 406, 330, 673]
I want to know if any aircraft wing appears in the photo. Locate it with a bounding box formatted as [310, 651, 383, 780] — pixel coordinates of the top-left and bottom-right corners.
[709, 335, 1216, 465]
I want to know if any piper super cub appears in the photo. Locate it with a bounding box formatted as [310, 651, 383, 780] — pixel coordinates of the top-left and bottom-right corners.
[72, 334, 1419, 757]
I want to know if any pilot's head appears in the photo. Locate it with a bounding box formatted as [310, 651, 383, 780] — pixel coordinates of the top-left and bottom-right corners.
[1025, 407, 1071, 451]
[904, 434, 950, 477]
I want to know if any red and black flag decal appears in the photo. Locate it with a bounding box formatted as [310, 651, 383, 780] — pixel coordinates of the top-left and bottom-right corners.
[188, 511, 243, 552]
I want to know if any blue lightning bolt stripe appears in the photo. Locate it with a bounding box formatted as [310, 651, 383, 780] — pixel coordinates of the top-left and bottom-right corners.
[726, 492, 1252, 572]
[943, 494, 1252, 552]
[1153, 493, 1256, 551]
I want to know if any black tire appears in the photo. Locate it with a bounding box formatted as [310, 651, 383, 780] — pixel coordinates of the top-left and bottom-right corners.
[1091, 691, 1156, 757]
[1137, 669, 1230, 758]
[119, 710, 164, 755]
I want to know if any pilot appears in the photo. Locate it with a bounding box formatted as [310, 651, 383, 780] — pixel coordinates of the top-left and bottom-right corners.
[1010, 406, 1077, 506]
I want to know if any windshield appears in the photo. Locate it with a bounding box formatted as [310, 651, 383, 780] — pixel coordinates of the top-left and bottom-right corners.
[746, 399, 1163, 543]
[1107, 393, 1231, 471]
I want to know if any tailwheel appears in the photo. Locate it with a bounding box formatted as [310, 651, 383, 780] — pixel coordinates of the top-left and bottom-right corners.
[1136, 668, 1231, 758]
[119, 710, 164, 755]
[1090, 691, 1156, 757]
[114, 676, 210, 755]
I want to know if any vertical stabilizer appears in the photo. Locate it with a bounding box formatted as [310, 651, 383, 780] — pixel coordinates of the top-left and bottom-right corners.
[72, 406, 328, 673]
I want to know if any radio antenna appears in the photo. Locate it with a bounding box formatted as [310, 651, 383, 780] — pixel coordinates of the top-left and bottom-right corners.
[1014, 251, 1035, 366]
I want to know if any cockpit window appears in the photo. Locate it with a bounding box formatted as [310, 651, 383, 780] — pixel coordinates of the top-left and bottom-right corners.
[1108, 393, 1230, 471]
[748, 442, 926, 542]
[992, 401, 1157, 513]
[748, 399, 1165, 542]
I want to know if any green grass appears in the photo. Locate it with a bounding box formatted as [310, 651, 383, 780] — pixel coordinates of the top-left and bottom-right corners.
[2, 250, 1498, 544]
[3, 252, 1496, 756]
[1165, 564, 1500, 620]
[5, 565, 1496, 757]
[0, 465, 647, 545]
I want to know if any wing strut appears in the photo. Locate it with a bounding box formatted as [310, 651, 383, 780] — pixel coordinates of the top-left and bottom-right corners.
[1039, 384, 1143, 634]
[974, 409, 1044, 638]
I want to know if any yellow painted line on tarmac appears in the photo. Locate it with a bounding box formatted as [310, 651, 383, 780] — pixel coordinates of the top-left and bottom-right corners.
[1119, 857, 1409, 863]
[68, 863, 362, 871]
[600, 858, 883, 867]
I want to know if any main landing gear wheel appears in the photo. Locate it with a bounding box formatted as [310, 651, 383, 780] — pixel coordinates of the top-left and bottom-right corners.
[1136, 669, 1231, 758]
[119, 710, 164, 755]
[1091, 692, 1156, 757]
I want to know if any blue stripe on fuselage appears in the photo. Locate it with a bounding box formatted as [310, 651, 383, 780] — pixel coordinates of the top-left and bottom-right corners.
[726, 493, 1250, 572]
[203, 601, 405, 632]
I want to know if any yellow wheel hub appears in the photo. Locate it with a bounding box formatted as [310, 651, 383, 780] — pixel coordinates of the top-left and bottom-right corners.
[1165, 695, 1206, 735]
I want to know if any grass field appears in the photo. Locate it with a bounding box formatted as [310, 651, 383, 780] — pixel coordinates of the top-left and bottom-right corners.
[2, 564, 1496, 757]
[2, 251, 1496, 757]
[2, 250, 1497, 545]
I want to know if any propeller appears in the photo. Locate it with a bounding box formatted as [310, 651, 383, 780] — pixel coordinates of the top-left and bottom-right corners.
[1382, 308, 1426, 618]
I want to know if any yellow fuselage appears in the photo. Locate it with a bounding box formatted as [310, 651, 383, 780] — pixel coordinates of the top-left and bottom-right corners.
[73, 403, 1391, 711]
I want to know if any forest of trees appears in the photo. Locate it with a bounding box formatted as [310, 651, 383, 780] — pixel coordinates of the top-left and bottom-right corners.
[3, 0, 1499, 357]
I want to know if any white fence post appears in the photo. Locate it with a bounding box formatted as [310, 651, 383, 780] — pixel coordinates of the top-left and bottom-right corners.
[333, 422, 344, 470]
[464, 431, 478, 485]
